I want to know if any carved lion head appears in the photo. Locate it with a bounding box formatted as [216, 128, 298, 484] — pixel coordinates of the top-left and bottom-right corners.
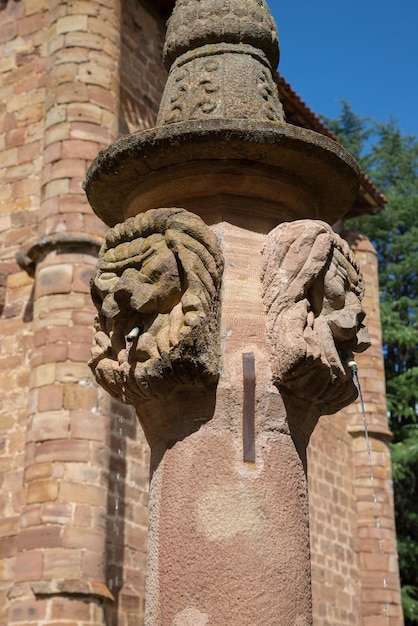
[262, 219, 370, 415]
[89, 208, 223, 407]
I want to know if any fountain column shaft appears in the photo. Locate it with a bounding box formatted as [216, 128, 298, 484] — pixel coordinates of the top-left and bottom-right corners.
[145, 221, 312, 626]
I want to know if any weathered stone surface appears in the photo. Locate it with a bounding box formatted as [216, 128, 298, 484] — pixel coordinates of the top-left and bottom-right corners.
[158, 0, 283, 125]
[89, 207, 223, 433]
[157, 47, 284, 125]
[84, 119, 360, 228]
[163, 0, 280, 71]
[261, 219, 370, 415]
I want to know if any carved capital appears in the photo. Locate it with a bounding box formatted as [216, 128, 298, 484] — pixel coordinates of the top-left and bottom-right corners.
[262, 220, 370, 416]
[89, 208, 223, 427]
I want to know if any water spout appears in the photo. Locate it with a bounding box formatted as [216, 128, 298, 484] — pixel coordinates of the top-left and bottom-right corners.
[126, 326, 140, 343]
[121, 327, 140, 404]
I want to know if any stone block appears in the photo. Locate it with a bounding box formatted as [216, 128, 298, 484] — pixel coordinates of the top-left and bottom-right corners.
[24, 462, 53, 482]
[29, 412, 70, 442]
[41, 344, 68, 364]
[67, 341, 93, 363]
[71, 410, 106, 442]
[33, 363, 57, 388]
[25, 0, 49, 16]
[60, 138, 100, 160]
[17, 12, 48, 36]
[55, 81, 89, 104]
[37, 384, 64, 412]
[43, 177, 70, 200]
[41, 501, 72, 525]
[0, 516, 19, 538]
[56, 14, 88, 35]
[42, 548, 81, 579]
[5, 128, 26, 149]
[14, 550, 43, 583]
[81, 549, 105, 581]
[66, 102, 103, 124]
[59, 482, 105, 506]
[63, 382, 97, 410]
[36, 265, 73, 296]
[0, 535, 17, 559]
[50, 158, 87, 180]
[10, 597, 49, 623]
[43, 141, 61, 164]
[70, 120, 111, 143]
[19, 504, 42, 529]
[26, 479, 59, 504]
[35, 440, 90, 464]
[17, 524, 61, 550]
[62, 527, 104, 552]
[50, 596, 91, 621]
[88, 84, 117, 112]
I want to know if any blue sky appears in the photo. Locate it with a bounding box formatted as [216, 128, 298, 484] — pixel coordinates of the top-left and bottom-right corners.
[268, 0, 418, 137]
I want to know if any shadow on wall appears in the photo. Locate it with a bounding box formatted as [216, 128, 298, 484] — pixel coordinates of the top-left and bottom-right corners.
[119, 89, 158, 136]
[105, 397, 138, 624]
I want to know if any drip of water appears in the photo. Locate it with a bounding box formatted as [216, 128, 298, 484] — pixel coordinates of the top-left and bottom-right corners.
[109, 415, 124, 592]
[111, 330, 139, 589]
[349, 360, 391, 622]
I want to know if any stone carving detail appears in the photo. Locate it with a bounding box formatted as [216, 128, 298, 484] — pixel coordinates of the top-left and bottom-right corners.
[164, 66, 190, 125]
[162, 57, 222, 124]
[89, 208, 223, 406]
[163, 0, 280, 71]
[261, 220, 370, 415]
[190, 58, 222, 119]
[157, 47, 284, 126]
[156, 0, 285, 126]
[258, 67, 279, 122]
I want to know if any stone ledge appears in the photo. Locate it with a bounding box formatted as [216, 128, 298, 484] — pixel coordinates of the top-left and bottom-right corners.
[29, 579, 114, 602]
[16, 232, 103, 277]
[84, 119, 360, 228]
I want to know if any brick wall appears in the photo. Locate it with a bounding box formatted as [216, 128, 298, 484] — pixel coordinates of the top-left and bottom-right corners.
[0, 1, 47, 623]
[308, 413, 362, 625]
[0, 0, 167, 623]
[119, 0, 167, 135]
[308, 231, 403, 625]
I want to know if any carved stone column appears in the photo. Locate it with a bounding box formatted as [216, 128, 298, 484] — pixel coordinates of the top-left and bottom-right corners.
[84, 1, 369, 624]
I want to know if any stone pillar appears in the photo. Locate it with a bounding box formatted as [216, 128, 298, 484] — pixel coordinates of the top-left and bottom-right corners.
[343, 232, 403, 625]
[84, 1, 369, 624]
[144, 220, 312, 625]
[11, 1, 122, 623]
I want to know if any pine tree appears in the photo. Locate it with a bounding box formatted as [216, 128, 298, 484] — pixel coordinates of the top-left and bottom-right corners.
[324, 103, 418, 624]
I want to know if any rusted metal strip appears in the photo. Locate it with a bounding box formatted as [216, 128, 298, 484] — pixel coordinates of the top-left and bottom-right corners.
[242, 352, 256, 463]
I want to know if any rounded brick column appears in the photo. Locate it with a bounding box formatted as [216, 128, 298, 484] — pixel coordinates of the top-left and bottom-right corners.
[344, 231, 403, 625]
[11, 1, 122, 624]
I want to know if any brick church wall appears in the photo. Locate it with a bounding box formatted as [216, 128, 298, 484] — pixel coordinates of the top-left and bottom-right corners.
[1, 1, 47, 623]
[0, 1, 402, 625]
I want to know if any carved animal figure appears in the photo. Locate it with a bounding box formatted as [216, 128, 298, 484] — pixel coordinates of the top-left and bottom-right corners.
[89, 208, 223, 406]
[262, 219, 370, 415]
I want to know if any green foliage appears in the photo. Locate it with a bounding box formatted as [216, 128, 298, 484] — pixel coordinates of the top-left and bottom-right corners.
[325, 103, 418, 624]
[401, 586, 418, 623]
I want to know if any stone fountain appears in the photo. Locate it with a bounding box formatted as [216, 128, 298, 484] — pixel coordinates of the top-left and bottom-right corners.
[84, 1, 370, 624]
